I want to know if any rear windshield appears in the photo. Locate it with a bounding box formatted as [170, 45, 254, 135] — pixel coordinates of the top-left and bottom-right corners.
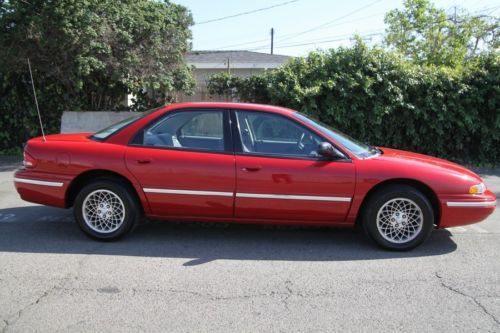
[91, 107, 161, 141]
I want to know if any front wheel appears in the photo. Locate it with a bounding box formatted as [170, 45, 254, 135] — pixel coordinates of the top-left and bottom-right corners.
[362, 185, 434, 250]
[74, 179, 140, 240]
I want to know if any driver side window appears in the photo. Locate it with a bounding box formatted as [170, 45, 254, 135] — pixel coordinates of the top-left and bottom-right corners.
[235, 110, 321, 157]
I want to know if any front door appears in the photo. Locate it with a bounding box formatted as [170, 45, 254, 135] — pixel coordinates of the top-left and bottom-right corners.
[125, 108, 235, 218]
[233, 110, 355, 222]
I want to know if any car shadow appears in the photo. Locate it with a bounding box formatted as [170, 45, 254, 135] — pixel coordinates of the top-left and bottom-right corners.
[0, 206, 457, 265]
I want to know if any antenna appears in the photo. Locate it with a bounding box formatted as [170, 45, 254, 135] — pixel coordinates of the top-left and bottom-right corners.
[27, 58, 46, 142]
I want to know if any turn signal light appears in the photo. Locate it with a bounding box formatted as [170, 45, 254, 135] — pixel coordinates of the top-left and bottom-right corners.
[469, 183, 486, 195]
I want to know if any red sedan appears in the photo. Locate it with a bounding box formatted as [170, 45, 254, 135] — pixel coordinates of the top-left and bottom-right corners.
[14, 102, 496, 250]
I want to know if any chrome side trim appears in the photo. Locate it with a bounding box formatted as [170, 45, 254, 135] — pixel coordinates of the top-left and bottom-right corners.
[143, 188, 233, 197]
[14, 177, 64, 187]
[142, 187, 352, 202]
[236, 193, 351, 202]
[446, 201, 496, 208]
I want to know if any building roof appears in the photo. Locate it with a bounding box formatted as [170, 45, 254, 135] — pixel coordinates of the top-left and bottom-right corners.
[186, 50, 290, 69]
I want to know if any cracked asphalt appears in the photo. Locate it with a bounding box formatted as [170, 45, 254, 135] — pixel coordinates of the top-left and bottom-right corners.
[0, 159, 499, 332]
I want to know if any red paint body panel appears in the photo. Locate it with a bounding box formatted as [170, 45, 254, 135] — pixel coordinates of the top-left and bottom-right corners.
[14, 169, 71, 207]
[13, 102, 496, 230]
[15, 133, 151, 213]
[438, 190, 496, 228]
[125, 146, 235, 217]
[235, 155, 355, 221]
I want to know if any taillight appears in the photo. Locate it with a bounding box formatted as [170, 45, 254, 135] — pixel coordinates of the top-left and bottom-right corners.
[23, 151, 37, 169]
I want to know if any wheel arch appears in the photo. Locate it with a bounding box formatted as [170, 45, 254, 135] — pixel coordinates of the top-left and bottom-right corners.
[356, 178, 441, 228]
[65, 169, 145, 214]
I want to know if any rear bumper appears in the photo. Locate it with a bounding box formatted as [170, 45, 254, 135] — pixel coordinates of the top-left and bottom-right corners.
[438, 190, 496, 228]
[14, 169, 71, 208]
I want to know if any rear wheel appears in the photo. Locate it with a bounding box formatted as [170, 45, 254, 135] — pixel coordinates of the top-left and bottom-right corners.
[74, 179, 139, 240]
[362, 185, 434, 250]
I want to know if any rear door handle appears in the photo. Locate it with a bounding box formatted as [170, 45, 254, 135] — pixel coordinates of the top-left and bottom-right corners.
[241, 166, 261, 172]
[137, 159, 152, 164]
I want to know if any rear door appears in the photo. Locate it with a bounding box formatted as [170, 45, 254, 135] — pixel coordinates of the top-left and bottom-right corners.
[125, 108, 235, 218]
[233, 110, 355, 222]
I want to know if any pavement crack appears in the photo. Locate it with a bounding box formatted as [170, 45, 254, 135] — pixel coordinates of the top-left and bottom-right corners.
[2, 284, 59, 333]
[2, 244, 104, 332]
[2, 319, 8, 333]
[435, 272, 500, 326]
[282, 280, 293, 311]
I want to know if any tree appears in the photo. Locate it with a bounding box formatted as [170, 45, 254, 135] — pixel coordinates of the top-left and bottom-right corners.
[384, 0, 499, 67]
[0, 0, 195, 111]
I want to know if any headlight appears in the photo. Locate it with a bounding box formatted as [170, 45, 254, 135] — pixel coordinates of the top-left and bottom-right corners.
[469, 183, 486, 195]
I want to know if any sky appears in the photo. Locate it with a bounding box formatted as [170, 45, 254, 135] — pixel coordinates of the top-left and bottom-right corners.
[171, 0, 500, 56]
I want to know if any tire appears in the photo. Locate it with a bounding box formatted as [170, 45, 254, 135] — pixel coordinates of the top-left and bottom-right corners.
[362, 184, 434, 250]
[74, 179, 140, 240]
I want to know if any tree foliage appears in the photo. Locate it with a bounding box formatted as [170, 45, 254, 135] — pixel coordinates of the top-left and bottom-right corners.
[0, 0, 194, 153]
[208, 40, 500, 165]
[384, 0, 499, 66]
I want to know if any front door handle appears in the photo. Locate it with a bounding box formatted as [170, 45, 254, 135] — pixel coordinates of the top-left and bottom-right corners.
[241, 166, 261, 172]
[137, 159, 152, 164]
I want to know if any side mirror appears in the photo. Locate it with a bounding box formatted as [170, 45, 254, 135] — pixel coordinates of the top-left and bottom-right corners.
[317, 142, 345, 160]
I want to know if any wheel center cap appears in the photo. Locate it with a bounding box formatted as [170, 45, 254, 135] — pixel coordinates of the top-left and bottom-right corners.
[97, 201, 113, 219]
[392, 211, 407, 227]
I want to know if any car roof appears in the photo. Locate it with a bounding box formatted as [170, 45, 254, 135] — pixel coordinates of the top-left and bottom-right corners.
[164, 102, 297, 116]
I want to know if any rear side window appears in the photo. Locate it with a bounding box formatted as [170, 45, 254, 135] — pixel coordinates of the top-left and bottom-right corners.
[180, 112, 223, 138]
[132, 109, 225, 152]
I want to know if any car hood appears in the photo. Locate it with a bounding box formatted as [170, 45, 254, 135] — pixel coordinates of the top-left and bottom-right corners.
[375, 147, 481, 181]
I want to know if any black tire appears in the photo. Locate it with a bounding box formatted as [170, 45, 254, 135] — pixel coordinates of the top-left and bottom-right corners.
[362, 184, 434, 250]
[74, 179, 140, 240]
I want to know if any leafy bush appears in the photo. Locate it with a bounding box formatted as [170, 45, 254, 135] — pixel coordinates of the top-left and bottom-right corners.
[0, 0, 194, 154]
[208, 41, 499, 165]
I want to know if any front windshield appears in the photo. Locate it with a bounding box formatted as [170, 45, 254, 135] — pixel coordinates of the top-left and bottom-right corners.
[294, 112, 378, 158]
[91, 107, 161, 141]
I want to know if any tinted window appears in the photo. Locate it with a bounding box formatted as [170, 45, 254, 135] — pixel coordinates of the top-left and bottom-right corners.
[136, 110, 225, 152]
[235, 110, 321, 157]
[293, 112, 376, 158]
[180, 112, 223, 138]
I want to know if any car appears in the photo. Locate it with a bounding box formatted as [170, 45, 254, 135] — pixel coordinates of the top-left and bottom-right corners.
[14, 102, 496, 250]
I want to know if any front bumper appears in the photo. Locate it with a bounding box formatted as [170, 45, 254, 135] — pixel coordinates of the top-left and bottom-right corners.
[438, 190, 496, 228]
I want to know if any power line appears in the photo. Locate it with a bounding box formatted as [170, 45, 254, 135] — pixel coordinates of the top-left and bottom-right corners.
[224, 0, 384, 51]
[275, 0, 384, 43]
[195, 0, 300, 25]
[211, 10, 387, 51]
[246, 30, 384, 51]
[281, 30, 384, 46]
[212, 37, 271, 50]
[474, 4, 500, 14]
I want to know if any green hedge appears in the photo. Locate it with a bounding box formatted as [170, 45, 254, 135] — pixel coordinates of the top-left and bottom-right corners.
[0, 73, 62, 155]
[208, 42, 499, 165]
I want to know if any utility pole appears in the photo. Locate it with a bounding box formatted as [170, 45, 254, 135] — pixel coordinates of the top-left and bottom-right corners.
[270, 28, 274, 55]
[226, 57, 230, 74]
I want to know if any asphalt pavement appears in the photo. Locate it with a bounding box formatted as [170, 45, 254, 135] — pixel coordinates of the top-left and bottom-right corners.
[0, 158, 499, 332]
